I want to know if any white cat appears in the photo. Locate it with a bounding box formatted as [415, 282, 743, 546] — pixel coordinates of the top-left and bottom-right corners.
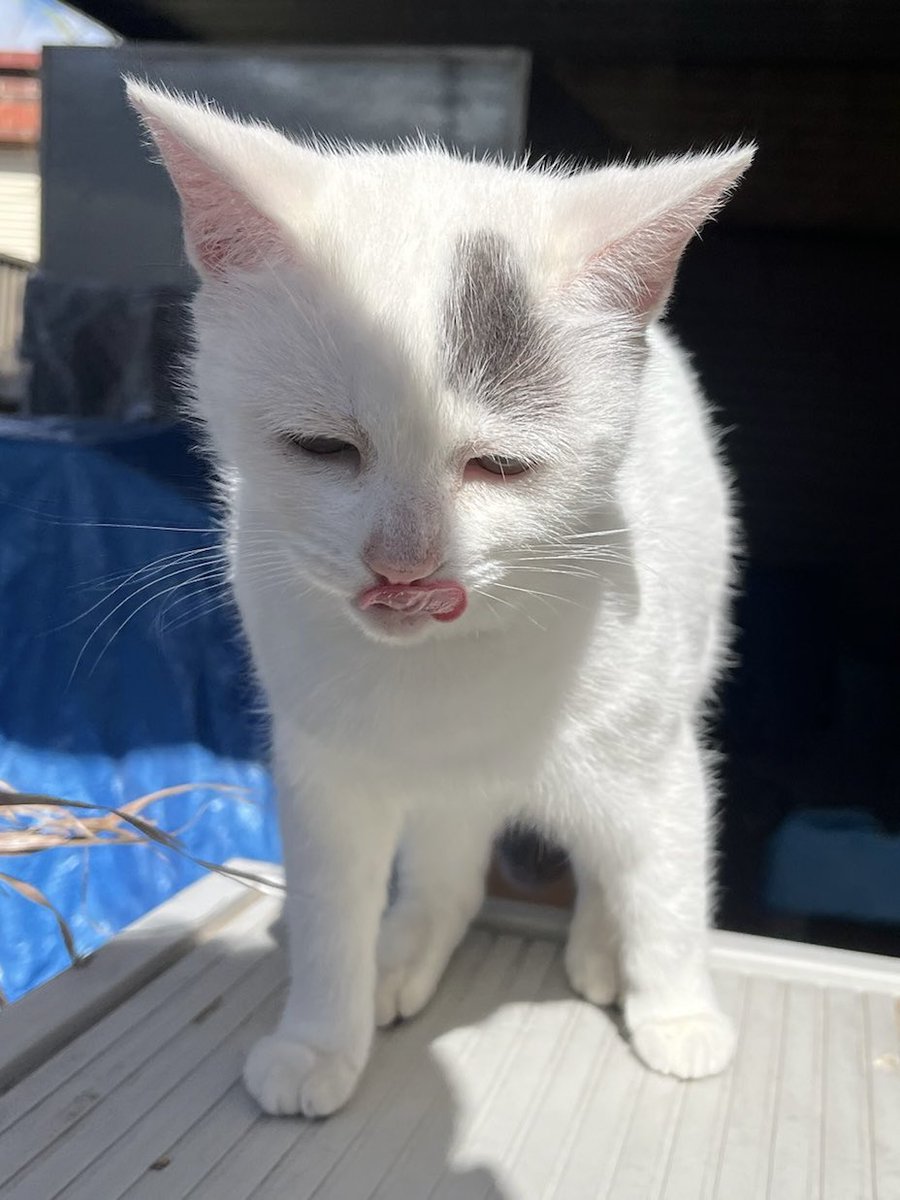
[128, 80, 753, 1117]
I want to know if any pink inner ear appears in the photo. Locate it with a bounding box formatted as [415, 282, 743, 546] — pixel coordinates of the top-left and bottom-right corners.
[587, 174, 742, 322]
[588, 222, 686, 318]
[142, 116, 287, 277]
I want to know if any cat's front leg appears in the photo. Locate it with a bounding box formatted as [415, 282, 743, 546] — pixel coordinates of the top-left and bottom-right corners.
[244, 767, 401, 1117]
[376, 802, 497, 1026]
[564, 864, 620, 1007]
[568, 725, 735, 1080]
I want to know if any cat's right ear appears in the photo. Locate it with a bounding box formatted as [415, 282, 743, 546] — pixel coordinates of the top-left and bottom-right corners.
[560, 146, 755, 325]
[125, 79, 302, 280]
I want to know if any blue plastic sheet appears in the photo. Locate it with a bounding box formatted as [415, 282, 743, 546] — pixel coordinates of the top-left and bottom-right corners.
[0, 418, 278, 1001]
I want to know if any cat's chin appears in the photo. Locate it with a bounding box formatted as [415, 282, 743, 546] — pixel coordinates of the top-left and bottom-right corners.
[349, 604, 457, 645]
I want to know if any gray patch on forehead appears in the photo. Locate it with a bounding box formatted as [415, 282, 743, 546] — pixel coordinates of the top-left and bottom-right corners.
[443, 229, 560, 411]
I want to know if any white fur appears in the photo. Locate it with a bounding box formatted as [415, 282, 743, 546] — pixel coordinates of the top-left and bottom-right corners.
[128, 80, 753, 1116]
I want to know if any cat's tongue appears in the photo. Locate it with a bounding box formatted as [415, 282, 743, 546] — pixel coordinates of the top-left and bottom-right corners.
[358, 581, 467, 622]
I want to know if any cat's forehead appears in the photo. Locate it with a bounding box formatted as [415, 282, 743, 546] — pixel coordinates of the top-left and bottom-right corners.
[321, 225, 562, 444]
[443, 229, 561, 415]
[312, 156, 558, 321]
[249, 160, 571, 440]
[304, 193, 563, 423]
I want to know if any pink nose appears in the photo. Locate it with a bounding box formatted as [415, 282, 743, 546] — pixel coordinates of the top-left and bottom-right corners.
[363, 552, 441, 586]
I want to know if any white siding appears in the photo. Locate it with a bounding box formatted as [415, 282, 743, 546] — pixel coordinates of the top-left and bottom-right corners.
[0, 145, 40, 264]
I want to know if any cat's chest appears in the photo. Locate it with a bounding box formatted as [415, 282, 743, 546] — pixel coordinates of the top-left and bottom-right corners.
[279, 631, 575, 783]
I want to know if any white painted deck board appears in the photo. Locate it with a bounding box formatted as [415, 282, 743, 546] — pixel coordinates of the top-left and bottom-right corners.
[0, 895, 282, 1181]
[1, 868, 898, 1200]
[0, 868, 254, 1094]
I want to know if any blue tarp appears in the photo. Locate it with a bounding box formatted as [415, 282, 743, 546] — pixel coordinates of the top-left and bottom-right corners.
[0, 418, 278, 1002]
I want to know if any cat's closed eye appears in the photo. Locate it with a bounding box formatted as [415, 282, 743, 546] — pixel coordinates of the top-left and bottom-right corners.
[468, 454, 530, 478]
[282, 434, 361, 465]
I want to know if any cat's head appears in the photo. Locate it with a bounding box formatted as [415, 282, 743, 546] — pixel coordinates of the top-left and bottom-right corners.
[128, 81, 752, 644]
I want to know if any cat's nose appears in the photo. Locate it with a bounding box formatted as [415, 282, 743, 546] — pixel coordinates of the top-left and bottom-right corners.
[363, 552, 442, 586]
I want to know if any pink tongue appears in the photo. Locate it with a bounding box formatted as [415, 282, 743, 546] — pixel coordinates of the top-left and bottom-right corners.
[358, 581, 467, 622]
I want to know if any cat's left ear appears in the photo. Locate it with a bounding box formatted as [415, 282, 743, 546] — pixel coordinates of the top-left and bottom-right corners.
[564, 146, 755, 323]
[126, 78, 307, 279]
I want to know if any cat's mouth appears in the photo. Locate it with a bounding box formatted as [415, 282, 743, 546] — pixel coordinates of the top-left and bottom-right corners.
[357, 581, 468, 623]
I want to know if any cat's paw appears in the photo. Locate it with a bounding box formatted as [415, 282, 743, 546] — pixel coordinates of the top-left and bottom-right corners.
[565, 930, 619, 1006]
[376, 959, 442, 1027]
[630, 1010, 735, 1080]
[243, 1035, 363, 1117]
[375, 905, 449, 1027]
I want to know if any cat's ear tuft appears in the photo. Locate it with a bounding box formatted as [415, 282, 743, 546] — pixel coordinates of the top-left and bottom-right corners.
[567, 145, 755, 323]
[125, 78, 301, 279]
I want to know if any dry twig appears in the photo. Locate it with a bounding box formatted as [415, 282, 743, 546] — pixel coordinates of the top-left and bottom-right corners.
[0, 780, 283, 985]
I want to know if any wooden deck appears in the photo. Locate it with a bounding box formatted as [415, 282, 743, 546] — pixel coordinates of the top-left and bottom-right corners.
[1, 863, 898, 1199]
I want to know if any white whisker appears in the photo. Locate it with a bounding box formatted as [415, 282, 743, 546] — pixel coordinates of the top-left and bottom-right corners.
[67, 558, 234, 683]
[54, 544, 225, 633]
[490, 580, 581, 610]
[87, 566, 233, 678]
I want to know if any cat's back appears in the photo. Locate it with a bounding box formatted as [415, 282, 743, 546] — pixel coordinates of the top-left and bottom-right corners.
[607, 322, 735, 700]
[628, 324, 733, 561]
